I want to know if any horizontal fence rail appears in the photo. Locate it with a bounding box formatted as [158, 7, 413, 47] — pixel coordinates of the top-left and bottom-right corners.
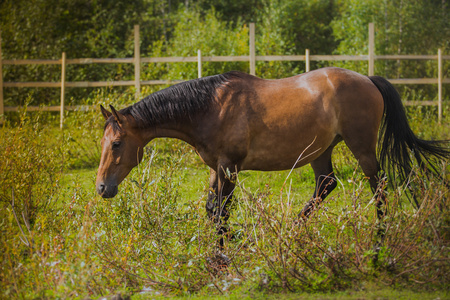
[0, 23, 448, 128]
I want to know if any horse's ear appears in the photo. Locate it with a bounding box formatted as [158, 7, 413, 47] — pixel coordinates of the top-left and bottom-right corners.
[100, 105, 112, 120]
[109, 105, 123, 124]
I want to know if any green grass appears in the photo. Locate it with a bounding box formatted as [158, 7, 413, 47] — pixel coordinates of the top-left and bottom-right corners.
[61, 168, 97, 192]
[133, 285, 449, 299]
[1, 105, 449, 299]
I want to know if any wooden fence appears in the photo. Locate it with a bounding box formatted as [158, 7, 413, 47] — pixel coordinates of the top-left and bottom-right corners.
[0, 23, 448, 128]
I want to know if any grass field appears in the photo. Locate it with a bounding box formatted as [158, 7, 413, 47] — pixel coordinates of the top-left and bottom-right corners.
[1, 103, 449, 299]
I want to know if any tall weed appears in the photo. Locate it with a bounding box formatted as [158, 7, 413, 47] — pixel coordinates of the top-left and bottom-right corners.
[0, 102, 448, 298]
[0, 108, 64, 297]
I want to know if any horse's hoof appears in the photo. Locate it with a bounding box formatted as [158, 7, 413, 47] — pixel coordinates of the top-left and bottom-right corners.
[206, 252, 231, 275]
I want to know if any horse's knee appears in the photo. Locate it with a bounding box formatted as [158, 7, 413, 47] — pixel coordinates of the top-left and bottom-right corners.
[215, 196, 233, 223]
[206, 195, 234, 225]
[206, 191, 216, 220]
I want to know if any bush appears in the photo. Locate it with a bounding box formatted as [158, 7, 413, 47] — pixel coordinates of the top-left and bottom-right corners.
[0, 96, 448, 298]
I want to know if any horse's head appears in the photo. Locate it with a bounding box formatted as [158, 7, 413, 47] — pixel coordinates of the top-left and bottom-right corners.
[96, 105, 144, 198]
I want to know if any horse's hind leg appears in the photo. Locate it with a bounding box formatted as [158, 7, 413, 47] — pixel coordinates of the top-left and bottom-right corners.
[299, 146, 338, 219]
[345, 140, 388, 245]
[353, 150, 389, 265]
[344, 142, 387, 219]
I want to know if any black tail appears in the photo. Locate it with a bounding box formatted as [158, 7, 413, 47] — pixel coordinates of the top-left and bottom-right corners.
[369, 76, 449, 194]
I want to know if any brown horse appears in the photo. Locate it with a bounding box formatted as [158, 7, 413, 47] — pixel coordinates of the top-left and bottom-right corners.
[96, 67, 448, 239]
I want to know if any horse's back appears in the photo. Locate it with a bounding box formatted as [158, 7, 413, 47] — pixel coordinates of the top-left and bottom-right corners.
[212, 68, 384, 171]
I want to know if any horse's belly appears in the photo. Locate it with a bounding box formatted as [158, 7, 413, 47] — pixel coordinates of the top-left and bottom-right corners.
[240, 131, 334, 171]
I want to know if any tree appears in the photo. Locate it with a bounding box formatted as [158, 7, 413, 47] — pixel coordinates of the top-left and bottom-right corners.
[0, 0, 446, 106]
[143, 6, 250, 81]
[0, 0, 181, 106]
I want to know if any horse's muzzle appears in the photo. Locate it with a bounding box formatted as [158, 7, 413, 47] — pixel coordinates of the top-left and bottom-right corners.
[97, 183, 118, 198]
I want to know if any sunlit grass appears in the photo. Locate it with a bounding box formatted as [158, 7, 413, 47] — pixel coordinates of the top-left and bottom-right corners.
[1, 104, 448, 299]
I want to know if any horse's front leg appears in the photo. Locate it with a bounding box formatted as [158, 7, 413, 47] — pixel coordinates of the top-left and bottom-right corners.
[205, 166, 236, 248]
[205, 168, 218, 220]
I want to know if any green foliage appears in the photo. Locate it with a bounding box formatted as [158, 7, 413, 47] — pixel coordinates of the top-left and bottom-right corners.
[1, 0, 447, 107]
[255, 0, 338, 74]
[0, 102, 449, 298]
[0, 108, 63, 229]
[329, 0, 449, 98]
[0, 110, 64, 298]
[1, 0, 146, 105]
[0, 2, 448, 297]
[254, 1, 297, 78]
[144, 7, 250, 80]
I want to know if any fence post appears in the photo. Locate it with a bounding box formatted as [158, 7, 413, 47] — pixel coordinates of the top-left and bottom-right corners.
[60, 52, 66, 129]
[0, 31, 4, 125]
[368, 22, 375, 76]
[305, 49, 310, 72]
[134, 25, 141, 100]
[249, 23, 256, 76]
[198, 49, 202, 78]
[438, 48, 442, 124]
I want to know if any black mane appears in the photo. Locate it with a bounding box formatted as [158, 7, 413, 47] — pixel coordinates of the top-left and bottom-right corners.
[116, 71, 246, 128]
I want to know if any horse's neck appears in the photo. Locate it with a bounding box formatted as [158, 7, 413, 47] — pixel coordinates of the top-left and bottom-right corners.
[140, 119, 197, 147]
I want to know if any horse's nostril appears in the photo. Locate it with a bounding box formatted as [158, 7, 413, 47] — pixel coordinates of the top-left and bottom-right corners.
[97, 183, 118, 198]
[98, 184, 105, 194]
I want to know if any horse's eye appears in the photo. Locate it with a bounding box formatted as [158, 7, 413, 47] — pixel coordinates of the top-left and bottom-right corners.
[112, 141, 121, 150]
